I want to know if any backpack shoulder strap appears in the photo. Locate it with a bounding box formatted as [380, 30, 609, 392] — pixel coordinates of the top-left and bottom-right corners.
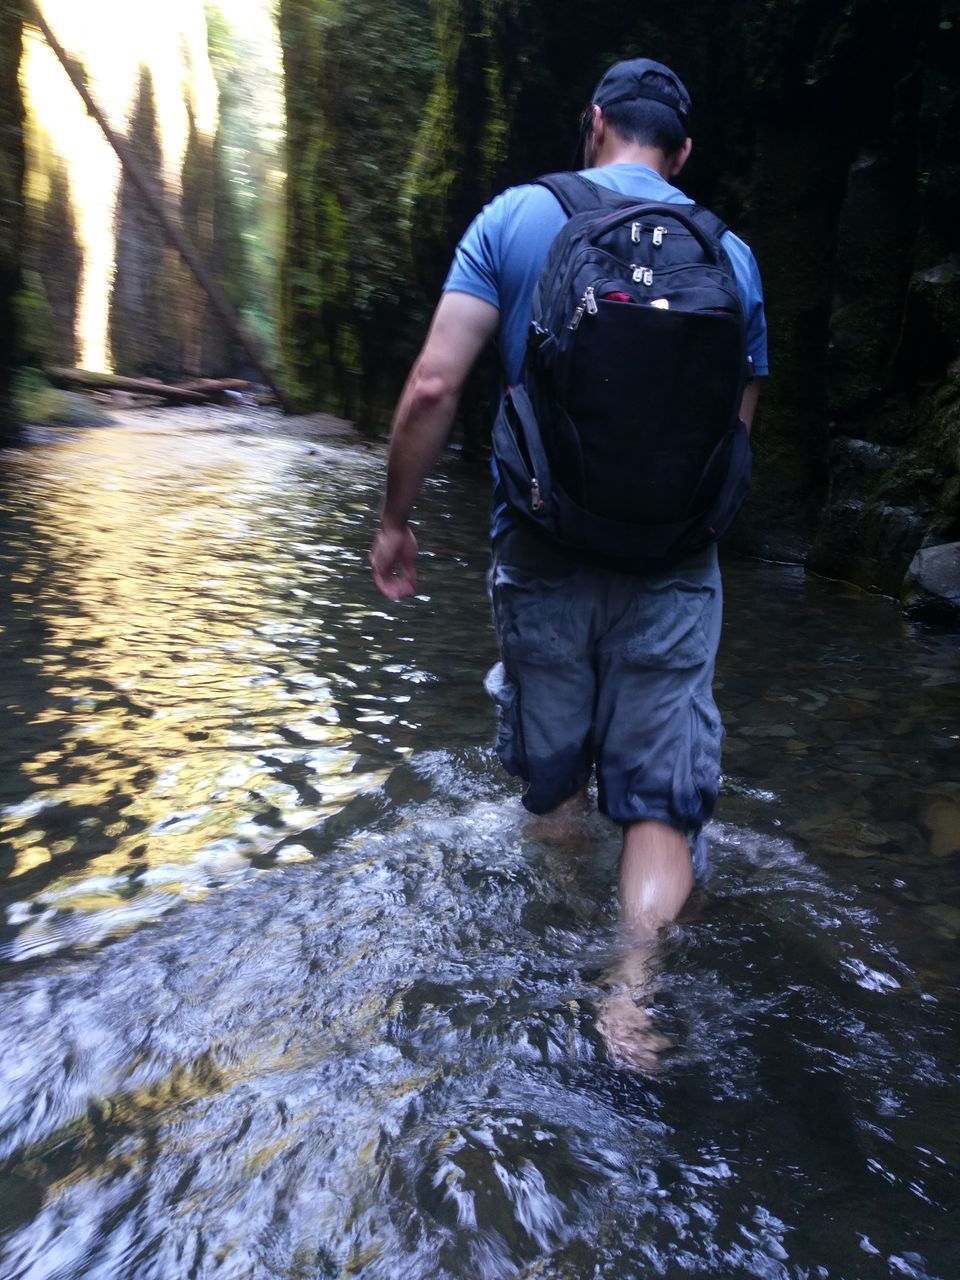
[686, 204, 729, 243]
[538, 177, 732, 244]
[535, 171, 632, 218]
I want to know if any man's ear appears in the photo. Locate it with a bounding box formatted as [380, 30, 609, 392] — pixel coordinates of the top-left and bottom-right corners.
[669, 136, 693, 178]
[590, 104, 605, 154]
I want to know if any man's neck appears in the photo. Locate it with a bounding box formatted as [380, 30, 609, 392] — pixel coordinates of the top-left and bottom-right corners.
[594, 140, 672, 178]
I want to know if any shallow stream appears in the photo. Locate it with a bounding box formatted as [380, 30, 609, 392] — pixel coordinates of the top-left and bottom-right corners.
[0, 414, 958, 1279]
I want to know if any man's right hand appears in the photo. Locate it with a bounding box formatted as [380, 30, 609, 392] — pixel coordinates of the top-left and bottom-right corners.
[370, 522, 419, 600]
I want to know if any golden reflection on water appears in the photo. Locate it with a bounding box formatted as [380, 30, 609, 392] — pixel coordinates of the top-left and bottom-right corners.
[1, 428, 390, 928]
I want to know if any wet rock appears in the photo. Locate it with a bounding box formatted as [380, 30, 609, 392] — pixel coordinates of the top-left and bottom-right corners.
[901, 542, 960, 623]
[808, 498, 928, 597]
[738, 723, 797, 739]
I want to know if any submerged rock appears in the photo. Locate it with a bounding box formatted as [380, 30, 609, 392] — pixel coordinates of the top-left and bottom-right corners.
[920, 795, 960, 858]
[901, 542, 960, 623]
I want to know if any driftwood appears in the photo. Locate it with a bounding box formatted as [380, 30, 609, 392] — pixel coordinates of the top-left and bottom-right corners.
[26, 2, 298, 415]
[46, 367, 250, 406]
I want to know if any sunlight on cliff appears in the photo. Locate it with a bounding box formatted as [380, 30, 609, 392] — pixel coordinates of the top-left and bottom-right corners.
[21, 0, 221, 372]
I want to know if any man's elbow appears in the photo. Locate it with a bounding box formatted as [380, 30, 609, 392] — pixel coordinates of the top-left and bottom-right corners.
[406, 367, 459, 418]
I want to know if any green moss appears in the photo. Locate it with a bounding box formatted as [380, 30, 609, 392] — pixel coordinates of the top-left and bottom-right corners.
[26, 158, 82, 366]
[15, 268, 53, 364]
[317, 186, 348, 294]
[278, 0, 437, 425]
[12, 368, 112, 428]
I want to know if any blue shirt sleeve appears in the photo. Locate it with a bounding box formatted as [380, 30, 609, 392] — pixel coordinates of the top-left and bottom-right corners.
[443, 185, 568, 386]
[721, 232, 769, 377]
[443, 193, 508, 310]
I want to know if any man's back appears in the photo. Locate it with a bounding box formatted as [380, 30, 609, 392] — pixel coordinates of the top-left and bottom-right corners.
[445, 162, 768, 539]
[445, 162, 768, 388]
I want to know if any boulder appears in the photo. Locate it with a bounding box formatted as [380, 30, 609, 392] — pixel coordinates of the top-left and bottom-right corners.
[901, 542, 960, 623]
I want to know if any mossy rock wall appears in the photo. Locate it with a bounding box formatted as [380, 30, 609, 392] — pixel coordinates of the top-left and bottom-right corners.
[24, 153, 81, 368]
[181, 114, 246, 377]
[278, 0, 436, 427]
[0, 4, 25, 445]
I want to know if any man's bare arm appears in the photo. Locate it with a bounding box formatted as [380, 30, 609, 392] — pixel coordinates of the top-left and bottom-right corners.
[371, 291, 499, 599]
[740, 379, 761, 434]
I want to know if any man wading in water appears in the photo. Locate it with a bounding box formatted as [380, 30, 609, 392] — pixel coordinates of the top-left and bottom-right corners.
[371, 59, 768, 1069]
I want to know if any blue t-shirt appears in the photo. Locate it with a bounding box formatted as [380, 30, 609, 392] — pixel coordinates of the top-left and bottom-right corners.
[443, 163, 769, 537]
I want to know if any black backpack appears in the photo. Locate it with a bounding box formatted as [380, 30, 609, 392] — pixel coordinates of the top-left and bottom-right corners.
[492, 171, 753, 569]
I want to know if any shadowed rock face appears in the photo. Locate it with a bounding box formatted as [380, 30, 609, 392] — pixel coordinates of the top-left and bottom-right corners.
[280, 0, 959, 607]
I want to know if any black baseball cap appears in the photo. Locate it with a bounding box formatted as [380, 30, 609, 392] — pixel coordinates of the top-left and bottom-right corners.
[590, 58, 691, 130]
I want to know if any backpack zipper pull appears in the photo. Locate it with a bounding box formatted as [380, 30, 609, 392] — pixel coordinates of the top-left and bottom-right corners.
[632, 266, 653, 286]
[631, 221, 641, 243]
[569, 286, 597, 329]
[652, 226, 665, 247]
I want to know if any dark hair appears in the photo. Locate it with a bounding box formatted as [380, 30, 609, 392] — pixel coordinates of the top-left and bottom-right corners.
[601, 73, 689, 155]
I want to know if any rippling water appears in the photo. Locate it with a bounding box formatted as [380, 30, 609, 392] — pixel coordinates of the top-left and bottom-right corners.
[1, 413, 958, 1279]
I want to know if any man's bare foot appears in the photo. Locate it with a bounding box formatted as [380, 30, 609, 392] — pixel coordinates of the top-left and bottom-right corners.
[596, 934, 671, 1073]
[596, 991, 672, 1073]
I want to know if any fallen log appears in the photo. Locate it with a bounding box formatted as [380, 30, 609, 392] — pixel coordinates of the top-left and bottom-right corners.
[172, 377, 253, 405]
[47, 367, 214, 405]
[173, 378, 250, 394]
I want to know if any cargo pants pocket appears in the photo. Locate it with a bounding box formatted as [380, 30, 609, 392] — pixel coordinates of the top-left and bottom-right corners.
[483, 661, 526, 779]
[689, 692, 724, 822]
